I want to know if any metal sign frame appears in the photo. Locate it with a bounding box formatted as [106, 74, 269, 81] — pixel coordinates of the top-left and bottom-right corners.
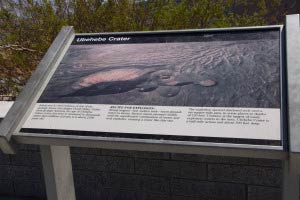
[0, 25, 288, 158]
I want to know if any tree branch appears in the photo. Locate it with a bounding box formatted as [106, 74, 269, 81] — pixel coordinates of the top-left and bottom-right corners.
[0, 44, 36, 52]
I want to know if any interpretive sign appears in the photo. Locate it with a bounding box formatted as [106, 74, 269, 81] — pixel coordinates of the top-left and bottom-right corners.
[20, 27, 285, 146]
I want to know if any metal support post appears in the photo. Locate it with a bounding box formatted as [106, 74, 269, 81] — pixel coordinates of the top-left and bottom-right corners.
[283, 153, 300, 200]
[284, 13, 300, 200]
[40, 145, 76, 200]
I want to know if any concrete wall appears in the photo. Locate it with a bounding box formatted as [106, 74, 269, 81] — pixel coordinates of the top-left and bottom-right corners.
[0, 124, 282, 200]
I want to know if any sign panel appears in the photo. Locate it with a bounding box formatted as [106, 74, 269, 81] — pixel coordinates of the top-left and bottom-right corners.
[21, 28, 284, 146]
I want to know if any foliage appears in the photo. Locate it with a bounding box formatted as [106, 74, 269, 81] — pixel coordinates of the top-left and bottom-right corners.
[0, 0, 286, 96]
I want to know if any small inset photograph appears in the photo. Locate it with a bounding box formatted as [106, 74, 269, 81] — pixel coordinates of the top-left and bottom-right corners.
[38, 31, 281, 108]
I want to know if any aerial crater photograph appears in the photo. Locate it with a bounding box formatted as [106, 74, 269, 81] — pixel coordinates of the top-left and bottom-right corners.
[39, 31, 280, 109]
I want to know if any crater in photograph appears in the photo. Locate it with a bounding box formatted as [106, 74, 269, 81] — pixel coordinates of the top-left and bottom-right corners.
[38, 31, 280, 108]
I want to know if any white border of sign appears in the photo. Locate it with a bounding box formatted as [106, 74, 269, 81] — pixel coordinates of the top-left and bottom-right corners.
[0, 102, 14, 118]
